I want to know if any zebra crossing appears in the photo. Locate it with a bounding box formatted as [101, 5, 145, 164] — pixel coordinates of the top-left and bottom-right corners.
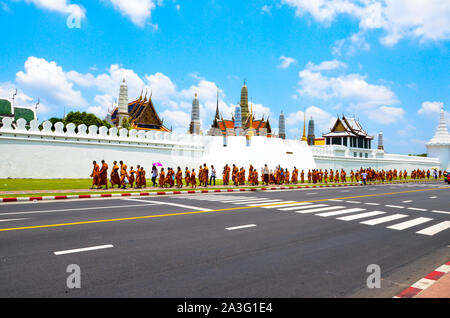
[172, 194, 450, 237]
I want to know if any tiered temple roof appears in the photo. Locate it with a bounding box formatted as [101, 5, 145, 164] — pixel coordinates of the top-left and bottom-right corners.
[110, 92, 170, 131]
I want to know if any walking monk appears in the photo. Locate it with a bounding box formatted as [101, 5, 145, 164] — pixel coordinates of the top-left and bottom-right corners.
[223, 164, 230, 185]
[119, 161, 129, 189]
[98, 160, 108, 189]
[190, 168, 197, 188]
[176, 167, 183, 188]
[184, 167, 191, 187]
[90, 161, 100, 189]
[110, 161, 120, 188]
[129, 166, 136, 188]
[159, 168, 166, 188]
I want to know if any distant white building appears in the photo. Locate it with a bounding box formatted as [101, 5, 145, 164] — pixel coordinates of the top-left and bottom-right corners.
[426, 109, 450, 171]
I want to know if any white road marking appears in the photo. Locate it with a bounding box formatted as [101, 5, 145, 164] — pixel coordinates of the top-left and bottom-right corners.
[262, 202, 311, 209]
[54, 244, 114, 255]
[429, 196, 437, 199]
[385, 205, 405, 209]
[328, 199, 343, 202]
[435, 264, 450, 273]
[407, 207, 427, 211]
[306, 193, 318, 195]
[0, 203, 156, 217]
[232, 198, 274, 204]
[316, 208, 366, 217]
[245, 200, 283, 206]
[365, 202, 380, 206]
[123, 199, 211, 211]
[346, 201, 361, 204]
[336, 211, 386, 221]
[387, 217, 433, 230]
[360, 214, 408, 225]
[226, 224, 256, 231]
[431, 210, 450, 215]
[295, 206, 345, 214]
[416, 221, 450, 236]
[0, 218, 30, 222]
[219, 197, 258, 202]
[279, 204, 328, 211]
[402, 200, 412, 203]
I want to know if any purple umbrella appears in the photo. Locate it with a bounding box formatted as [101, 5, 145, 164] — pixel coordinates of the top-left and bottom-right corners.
[153, 162, 163, 167]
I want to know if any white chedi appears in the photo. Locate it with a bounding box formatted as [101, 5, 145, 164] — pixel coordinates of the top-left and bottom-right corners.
[426, 109, 450, 170]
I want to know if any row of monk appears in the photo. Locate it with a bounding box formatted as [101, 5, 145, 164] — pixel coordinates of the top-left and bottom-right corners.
[90, 161, 441, 189]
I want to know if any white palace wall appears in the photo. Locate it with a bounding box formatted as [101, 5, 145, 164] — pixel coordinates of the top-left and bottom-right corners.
[0, 117, 441, 179]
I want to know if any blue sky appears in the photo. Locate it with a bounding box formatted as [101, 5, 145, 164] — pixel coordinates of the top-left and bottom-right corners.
[0, 0, 449, 154]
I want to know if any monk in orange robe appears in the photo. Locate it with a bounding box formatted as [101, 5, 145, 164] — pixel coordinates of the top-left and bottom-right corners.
[119, 161, 129, 189]
[90, 161, 100, 189]
[223, 164, 230, 185]
[135, 165, 142, 188]
[291, 167, 298, 184]
[141, 166, 147, 188]
[285, 169, 290, 184]
[175, 167, 183, 188]
[232, 165, 239, 186]
[190, 169, 197, 188]
[110, 161, 120, 188]
[300, 170, 305, 183]
[185, 167, 191, 187]
[159, 168, 166, 188]
[129, 167, 136, 188]
[98, 160, 108, 189]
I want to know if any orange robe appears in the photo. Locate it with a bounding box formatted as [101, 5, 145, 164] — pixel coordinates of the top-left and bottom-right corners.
[159, 171, 166, 187]
[98, 163, 108, 186]
[90, 163, 100, 187]
[190, 171, 197, 187]
[110, 164, 120, 186]
[129, 169, 135, 188]
[120, 164, 129, 186]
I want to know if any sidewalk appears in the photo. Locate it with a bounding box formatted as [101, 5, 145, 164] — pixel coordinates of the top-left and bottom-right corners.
[415, 272, 450, 298]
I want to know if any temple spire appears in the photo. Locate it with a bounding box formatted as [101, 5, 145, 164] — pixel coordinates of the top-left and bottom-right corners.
[301, 108, 307, 142]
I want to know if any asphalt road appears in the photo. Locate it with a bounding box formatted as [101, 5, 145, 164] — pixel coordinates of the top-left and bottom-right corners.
[0, 182, 449, 297]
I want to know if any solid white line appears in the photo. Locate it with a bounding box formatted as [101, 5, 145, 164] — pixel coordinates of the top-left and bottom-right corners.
[221, 197, 263, 203]
[336, 211, 386, 221]
[0, 203, 156, 217]
[387, 217, 433, 230]
[385, 205, 405, 209]
[295, 206, 345, 214]
[365, 202, 380, 206]
[360, 214, 408, 225]
[54, 244, 114, 255]
[226, 224, 256, 231]
[245, 200, 283, 206]
[279, 204, 328, 211]
[416, 221, 450, 236]
[407, 207, 427, 211]
[262, 202, 311, 209]
[0, 218, 30, 222]
[127, 199, 212, 211]
[316, 208, 366, 217]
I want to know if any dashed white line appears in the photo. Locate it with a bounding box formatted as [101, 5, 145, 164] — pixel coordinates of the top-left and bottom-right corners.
[407, 207, 427, 211]
[0, 218, 30, 222]
[336, 211, 386, 221]
[226, 224, 256, 231]
[360, 214, 408, 225]
[295, 206, 345, 214]
[54, 244, 114, 255]
[385, 205, 405, 209]
[278, 203, 326, 211]
[316, 208, 366, 217]
[346, 201, 361, 204]
[402, 200, 412, 203]
[431, 210, 450, 215]
[365, 202, 380, 206]
[429, 196, 437, 199]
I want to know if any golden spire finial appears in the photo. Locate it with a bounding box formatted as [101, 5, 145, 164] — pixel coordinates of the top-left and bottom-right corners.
[301, 108, 307, 142]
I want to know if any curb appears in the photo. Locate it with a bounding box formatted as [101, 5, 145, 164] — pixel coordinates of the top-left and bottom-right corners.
[0, 180, 438, 203]
[393, 261, 450, 298]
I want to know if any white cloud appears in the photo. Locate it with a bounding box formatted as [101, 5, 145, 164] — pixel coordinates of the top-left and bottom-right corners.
[286, 105, 336, 135]
[261, 5, 272, 15]
[107, 0, 158, 27]
[298, 65, 397, 108]
[278, 56, 297, 69]
[282, 0, 450, 49]
[366, 105, 405, 124]
[305, 59, 347, 71]
[22, 0, 85, 18]
[16, 56, 87, 108]
[417, 101, 443, 115]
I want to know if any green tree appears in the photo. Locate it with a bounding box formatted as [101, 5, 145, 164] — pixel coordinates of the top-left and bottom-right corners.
[63, 111, 112, 129]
